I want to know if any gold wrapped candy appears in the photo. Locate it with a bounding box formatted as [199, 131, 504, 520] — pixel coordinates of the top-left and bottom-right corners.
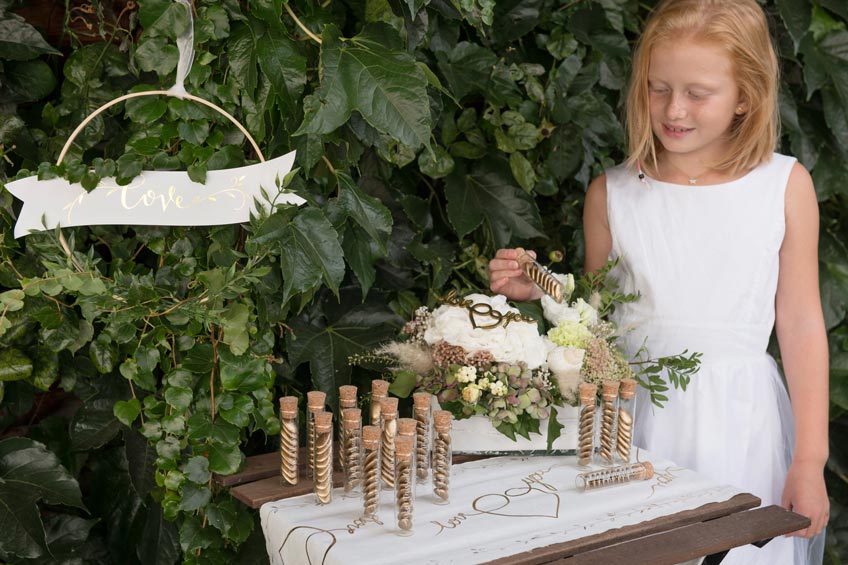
[279, 396, 299, 486]
[598, 380, 620, 465]
[313, 411, 334, 505]
[577, 382, 597, 467]
[362, 425, 381, 519]
[432, 410, 452, 504]
[412, 392, 431, 483]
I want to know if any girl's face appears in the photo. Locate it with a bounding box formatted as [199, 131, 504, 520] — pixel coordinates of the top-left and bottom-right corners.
[648, 38, 744, 164]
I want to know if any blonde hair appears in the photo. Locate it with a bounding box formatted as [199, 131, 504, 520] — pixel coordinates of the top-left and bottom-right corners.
[625, 0, 780, 175]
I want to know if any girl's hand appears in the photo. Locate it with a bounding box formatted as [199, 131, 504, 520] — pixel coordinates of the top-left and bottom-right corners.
[488, 248, 543, 301]
[781, 458, 829, 538]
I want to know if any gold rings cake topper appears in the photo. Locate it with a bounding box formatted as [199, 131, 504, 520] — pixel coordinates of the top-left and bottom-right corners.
[439, 290, 536, 330]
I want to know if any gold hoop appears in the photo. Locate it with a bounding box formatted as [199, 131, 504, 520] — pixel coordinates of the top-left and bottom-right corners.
[56, 90, 265, 165]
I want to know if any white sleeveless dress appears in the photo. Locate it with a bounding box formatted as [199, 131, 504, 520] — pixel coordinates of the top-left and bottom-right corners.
[605, 153, 824, 564]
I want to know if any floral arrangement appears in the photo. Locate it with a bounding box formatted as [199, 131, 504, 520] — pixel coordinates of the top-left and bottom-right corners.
[351, 262, 701, 444]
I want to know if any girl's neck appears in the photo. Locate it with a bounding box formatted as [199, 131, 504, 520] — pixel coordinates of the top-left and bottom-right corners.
[657, 154, 748, 186]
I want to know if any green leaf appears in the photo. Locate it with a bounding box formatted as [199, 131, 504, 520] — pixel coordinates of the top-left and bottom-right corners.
[437, 42, 498, 101]
[0, 437, 86, 510]
[116, 153, 144, 185]
[206, 499, 253, 544]
[0, 347, 32, 381]
[0, 60, 57, 104]
[140, 0, 190, 38]
[0, 13, 61, 60]
[184, 456, 211, 484]
[341, 225, 380, 297]
[333, 173, 393, 255]
[0, 483, 44, 558]
[70, 398, 121, 451]
[387, 370, 417, 398]
[221, 303, 250, 356]
[278, 208, 345, 302]
[509, 151, 537, 193]
[256, 25, 307, 111]
[137, 504, 180, 565]
[89, 336, 117, 373]
[296, 24, 432, 150]
[249, 0, 283, 24]
[164, 386, 193, 411]
[206, 442, 243, 475]
[114, 398, 141, 427]
[126, 95, 168, 124]
[287, 304, 401, 401]
[546, 406, 564, 452]
[178, 483, 212, 511]
[178, 120, 210, 146]
[187, 414, 240, 445]
[179, 514, 218, 553]
[418, 145, 456, 179]
[228, 22, 258, 93]
[134, 37, 179, 76]
[778, 0, 812, 52]
[219, 394, 254, 428]
[445, 158, 546, 247]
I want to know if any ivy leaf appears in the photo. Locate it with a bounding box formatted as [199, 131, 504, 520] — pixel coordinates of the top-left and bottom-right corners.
[0, 347, 32, 381]
[0, 60, 57, 105]
[545, 406, 564, 452]
[134, 37, 179, 77]
[179, 514, 218, 553]
[221, 302, 250, 356]
[278, 208, 345, 303]
[114, 398, 141, 427]
[228, 22, 258, 94]
[333, 173, 393, 255]
[296, 24, 431, 150]
[206, 442, 243, 475]
[218, 348, 271, 392]
[178, 483, 212, 511]
[0, 13, 61, 60]
[341, 224, 380, 298]
[287, 303, 401, 404]
[445, 158, 546, 248]
[184, 456, 211, 484]
[206, 499, 253, 544]
[0, 438, 86, 558]
[777, 0, 812, 52]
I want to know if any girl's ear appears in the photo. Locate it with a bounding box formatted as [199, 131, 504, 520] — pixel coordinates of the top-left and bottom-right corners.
[735, 102, 748, 115]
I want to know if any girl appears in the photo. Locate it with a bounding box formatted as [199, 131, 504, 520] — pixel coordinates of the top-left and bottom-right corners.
[489, 0, 829, 563]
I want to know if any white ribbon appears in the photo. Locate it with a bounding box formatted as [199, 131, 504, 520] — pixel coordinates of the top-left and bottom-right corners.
[167, 0, 195, 98]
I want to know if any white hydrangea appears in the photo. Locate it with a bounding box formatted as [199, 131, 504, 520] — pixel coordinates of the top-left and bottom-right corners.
[455, 365, 477, 384]
[489, 381, 507, 397]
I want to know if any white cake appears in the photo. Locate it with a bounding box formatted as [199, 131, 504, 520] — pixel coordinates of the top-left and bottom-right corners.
[437, 400, 579, 455]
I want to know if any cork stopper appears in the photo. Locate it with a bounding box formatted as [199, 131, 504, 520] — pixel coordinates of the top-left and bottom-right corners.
[342, 407, 361, 423]
[371, 379, 389, 397]
[619, 378, 638, 399]
[394, 435, 414, 459]
[433, 410, 452, 432]
[397, 418, 417, 437]
[362, 425, 381, 449]
[339, 384, 358, 404]
[279, 396, 298, 418]
[578, 382, 597, 404]
[314, 411, 333, 433]
[602, 380, 620, 401]
[307, 390, 326, 410]
[412, 391, 431, 408]
[639, 461, 654, 480]
[379, 396, 398, 417]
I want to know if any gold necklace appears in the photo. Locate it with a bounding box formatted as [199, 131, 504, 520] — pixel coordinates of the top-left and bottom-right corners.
[664, 160, 711, 185]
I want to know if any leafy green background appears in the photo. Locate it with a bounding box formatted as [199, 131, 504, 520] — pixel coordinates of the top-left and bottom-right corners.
[0, 0, 846, 562]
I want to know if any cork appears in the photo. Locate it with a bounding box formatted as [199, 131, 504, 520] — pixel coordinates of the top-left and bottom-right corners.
[412, 391, 431, 408]
[315, 411, 333, 433]
[433, 410, 452, 432]
[579, 382, 597, 404]
[397, 418, 417, 437]
[279, 396, 298, 418]
[342, 407, 362, 423]
[395, 435, 414, 459]
[640, 461, 654, 480]
[379, 396, 399, 416]
[307, 390, 327, 409]
[371, 379, 390, 396]
[602, 380, 620, 401]
[619, 378, 637, 399]
[362, 425, 381, 449]
[339, 385, 356, 408]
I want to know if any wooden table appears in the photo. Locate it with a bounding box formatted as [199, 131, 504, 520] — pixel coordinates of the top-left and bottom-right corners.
[217, 452, 809, 565]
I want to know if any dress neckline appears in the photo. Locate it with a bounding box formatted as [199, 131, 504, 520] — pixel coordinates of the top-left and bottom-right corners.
[641, 163, 761, 189]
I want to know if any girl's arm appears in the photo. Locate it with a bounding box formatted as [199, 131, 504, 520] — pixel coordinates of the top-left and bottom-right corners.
[583, 174, 612, 273]
[775, 161, 830, 538]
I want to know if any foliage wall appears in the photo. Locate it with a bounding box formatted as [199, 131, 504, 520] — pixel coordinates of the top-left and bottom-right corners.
[0, 0, 846, 562]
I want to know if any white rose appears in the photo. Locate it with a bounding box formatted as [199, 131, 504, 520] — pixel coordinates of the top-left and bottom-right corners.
[547, 346, 585, 398]
[423, 293, 548, 369]
[573, 298, 598, 326]
[462, 384, 482, 404]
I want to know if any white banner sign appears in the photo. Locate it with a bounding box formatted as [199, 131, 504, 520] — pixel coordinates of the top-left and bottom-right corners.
[5, 150, 303, 238]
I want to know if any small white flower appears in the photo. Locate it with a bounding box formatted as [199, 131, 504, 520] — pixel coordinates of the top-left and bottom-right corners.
[573, 298, 598, 326]
[456, 365, 477, 383]
[489, 381, 507, 397]
[476, 378, 489, 391]
[462, 384, 482, 404]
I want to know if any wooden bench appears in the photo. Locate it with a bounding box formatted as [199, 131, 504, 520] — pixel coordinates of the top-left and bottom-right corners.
[216, 451, 809, 564]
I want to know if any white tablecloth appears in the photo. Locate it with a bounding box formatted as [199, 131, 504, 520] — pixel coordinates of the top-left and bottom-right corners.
[260, 452, 745, 565]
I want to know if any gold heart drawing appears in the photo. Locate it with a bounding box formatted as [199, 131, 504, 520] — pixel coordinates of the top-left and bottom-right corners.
[472, 487, 561, 520]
